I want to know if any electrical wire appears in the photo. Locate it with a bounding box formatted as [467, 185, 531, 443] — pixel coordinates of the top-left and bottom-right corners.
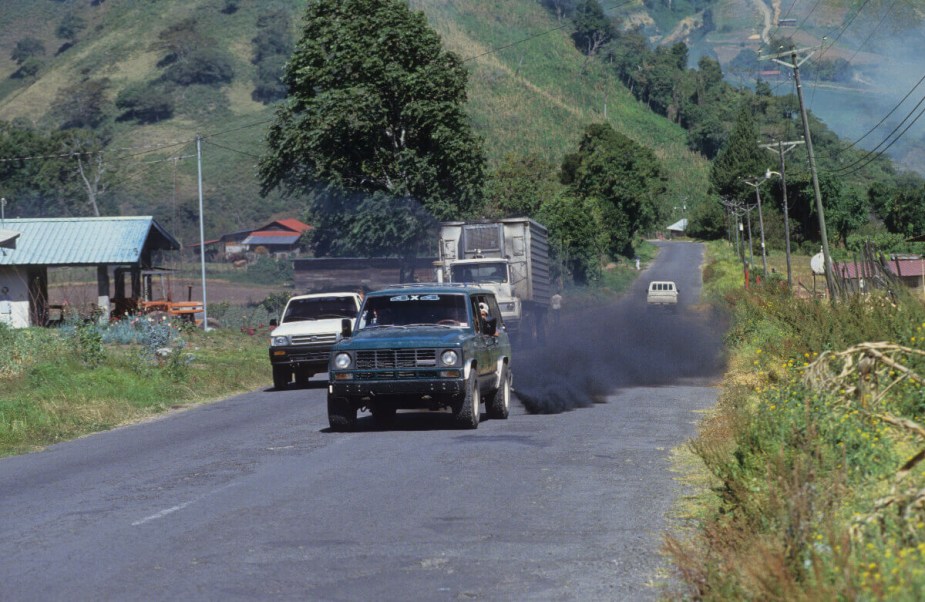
[829, 90, 925, 175]
[840, 70, 925, 150]
[830, 104, 925, 176]
[201, 139, 262, 160]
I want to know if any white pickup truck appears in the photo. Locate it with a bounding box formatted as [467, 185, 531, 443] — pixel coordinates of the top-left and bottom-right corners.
[646, 281, 679, 308]
[268, 292, 362, 389]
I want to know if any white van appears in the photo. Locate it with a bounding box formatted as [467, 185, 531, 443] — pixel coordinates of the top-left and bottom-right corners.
[646, 281, 678, 308]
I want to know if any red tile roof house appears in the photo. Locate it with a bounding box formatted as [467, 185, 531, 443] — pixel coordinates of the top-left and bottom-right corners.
[190, 219, 313, 261]
[242, 218, 312, 257]
[833, 256, 925, 293]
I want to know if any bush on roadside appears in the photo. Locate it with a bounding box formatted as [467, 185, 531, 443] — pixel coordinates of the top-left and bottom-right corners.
[666, 241, 925, 600]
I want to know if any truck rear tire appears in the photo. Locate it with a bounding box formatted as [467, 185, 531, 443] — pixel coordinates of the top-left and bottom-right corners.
[453, 373, 480, 429]
[487, 367, 511, 420]
[328, 395, 357, 432]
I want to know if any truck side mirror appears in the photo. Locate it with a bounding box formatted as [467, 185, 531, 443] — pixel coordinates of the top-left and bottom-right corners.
[341, 318, 353, 338]
[269, 318, 278, 327]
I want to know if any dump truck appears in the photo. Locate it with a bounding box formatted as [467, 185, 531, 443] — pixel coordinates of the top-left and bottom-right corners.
[436, 218, 551, 343]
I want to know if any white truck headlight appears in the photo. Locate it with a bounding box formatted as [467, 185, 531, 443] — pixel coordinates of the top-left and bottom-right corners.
[271, 335, 289, 346]
[334, 353, 352, 369]
[441, 350, 458, 366]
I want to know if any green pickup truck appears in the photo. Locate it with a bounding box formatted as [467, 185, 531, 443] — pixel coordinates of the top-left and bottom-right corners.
[327, 284, 513, 431]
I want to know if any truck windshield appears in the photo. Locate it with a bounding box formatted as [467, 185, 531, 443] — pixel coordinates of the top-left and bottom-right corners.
[451, 262, 508, 283]
[283, 297, 357, 322]
[358, 294, 470, 329]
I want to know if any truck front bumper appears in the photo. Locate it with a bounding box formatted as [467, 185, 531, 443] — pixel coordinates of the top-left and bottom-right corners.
[330, 376, 465, 406]
[268, 345, 333, 369]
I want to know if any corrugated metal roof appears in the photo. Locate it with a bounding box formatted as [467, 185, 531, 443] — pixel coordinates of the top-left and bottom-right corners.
[243, 232, 301, 246]
[0, 216, 179, 266]
[835, 258, 925, 278]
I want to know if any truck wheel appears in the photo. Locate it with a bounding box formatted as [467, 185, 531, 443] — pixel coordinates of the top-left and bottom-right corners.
[453, 373, 480, 429]
[272, 365, 290, 390]
[487, 367, 511, 420]
[328, 395, 357, 432]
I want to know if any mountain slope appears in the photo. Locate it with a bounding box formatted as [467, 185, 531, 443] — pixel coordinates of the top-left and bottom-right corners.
[0, 0, 709, 243]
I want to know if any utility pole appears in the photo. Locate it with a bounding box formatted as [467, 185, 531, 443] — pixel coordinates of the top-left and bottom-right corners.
[742, 177, 768, 278]
[196, 135, 210, 332]
[771, 47, 836, 299]
[760, 139, 804, 290]
[745, 203, 754, 268]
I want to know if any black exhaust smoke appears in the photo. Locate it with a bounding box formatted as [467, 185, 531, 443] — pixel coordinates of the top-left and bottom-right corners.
[513, 295, 727, 414]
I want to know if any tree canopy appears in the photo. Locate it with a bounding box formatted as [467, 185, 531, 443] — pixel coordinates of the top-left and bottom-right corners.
[560, 122, 665, 257]
[258, 0, 486, 259]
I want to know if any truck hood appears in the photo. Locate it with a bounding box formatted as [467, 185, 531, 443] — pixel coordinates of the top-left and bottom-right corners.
[336, 326, 470, 349]
[270, 318, 346, 338]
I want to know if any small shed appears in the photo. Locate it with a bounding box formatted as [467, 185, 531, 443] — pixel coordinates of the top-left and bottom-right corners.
[0, 216, 179, 328]
[666, 218, 689, 239]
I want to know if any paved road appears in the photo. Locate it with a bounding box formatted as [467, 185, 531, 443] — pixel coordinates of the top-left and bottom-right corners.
[0, 241, 725, 601]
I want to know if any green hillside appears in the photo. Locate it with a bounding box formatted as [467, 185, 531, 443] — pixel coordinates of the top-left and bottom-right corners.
[0, 0, 709, 245]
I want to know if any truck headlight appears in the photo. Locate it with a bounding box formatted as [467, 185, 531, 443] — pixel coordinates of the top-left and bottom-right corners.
[333, 353, 352, 369]
[271, 335, 289, 346]
[441, 350, 458, 366]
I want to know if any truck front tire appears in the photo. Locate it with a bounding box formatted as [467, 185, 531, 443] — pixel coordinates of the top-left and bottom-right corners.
[453, 373, 480, 429]
[328, 395, 357, 432]
[487, 367, 511, 420]
[273, 365, 290, 390]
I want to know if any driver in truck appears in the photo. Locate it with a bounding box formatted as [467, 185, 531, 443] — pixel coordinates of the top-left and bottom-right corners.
[479, 302, 499, 336]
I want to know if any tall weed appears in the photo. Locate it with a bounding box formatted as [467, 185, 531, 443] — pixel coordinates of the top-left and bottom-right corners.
[668, 241, 925, 600]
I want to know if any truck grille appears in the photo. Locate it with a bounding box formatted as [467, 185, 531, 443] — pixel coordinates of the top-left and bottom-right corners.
[356, 349, 437, 369]
[355, 370, 439, 380]
[291, 333, 337, 346]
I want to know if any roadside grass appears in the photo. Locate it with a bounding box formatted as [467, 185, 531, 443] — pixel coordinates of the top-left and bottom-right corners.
[0, 317, 271, 458]
[666, 240, 925, 599]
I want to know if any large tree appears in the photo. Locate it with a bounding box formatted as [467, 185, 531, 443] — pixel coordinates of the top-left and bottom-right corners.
[258, 0, 485, 263]
[709, 100, 766, 202]
[481, 153, 561, 220]
[560, 123, 665, 257]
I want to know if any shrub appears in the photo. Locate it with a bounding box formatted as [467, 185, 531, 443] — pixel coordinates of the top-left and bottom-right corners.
[163, 47, 234, 86]
[115, 83, 174, 123]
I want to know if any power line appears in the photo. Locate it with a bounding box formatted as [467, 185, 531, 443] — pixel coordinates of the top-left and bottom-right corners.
[840, 70, 925, 151]
[844, 0, 898, 64]
[814, 0, 873, 63]
[201, 139, 261, 159]
[829, 97, 925, 175]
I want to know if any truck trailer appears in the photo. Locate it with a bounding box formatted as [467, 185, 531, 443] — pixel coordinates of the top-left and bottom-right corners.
[437, 218, 551, 343]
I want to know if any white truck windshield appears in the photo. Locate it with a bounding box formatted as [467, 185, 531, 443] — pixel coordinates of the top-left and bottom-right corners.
[450, 262, 508, 283]
[283, 297, 357, 322]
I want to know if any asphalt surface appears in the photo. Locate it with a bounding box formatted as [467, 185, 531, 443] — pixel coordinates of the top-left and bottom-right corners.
[0, 241, 726, 601]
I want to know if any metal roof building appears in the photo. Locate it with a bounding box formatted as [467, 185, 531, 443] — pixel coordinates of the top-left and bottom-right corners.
[0, 216, 178, 266]
[0, 216, 180, 328]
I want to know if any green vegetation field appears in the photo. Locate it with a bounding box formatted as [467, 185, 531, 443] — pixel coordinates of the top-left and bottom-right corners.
[670, 241, 925, 599]
[0, 0, 711, 244]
